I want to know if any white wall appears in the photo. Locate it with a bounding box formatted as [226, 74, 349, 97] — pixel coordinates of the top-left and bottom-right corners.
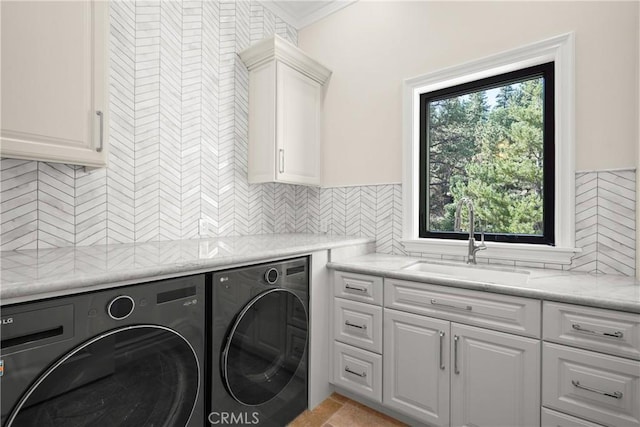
[299, 1, 639, 187]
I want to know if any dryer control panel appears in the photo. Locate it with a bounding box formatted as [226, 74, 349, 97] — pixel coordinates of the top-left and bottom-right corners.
[1, 304, 74, 356]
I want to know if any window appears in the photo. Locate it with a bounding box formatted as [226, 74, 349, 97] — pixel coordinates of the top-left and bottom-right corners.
[402, 33, 577, 264]
[419, 63, 555, 245]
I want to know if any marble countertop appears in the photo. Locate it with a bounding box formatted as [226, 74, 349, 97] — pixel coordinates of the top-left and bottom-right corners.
[327, 254, 640, 313]
[1, 234, 374, 305]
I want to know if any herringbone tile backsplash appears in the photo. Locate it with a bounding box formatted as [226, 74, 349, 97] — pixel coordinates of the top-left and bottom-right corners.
[1, 0, 298, 250]
[0, 2, 636, 276]
[572, 170, 636, 275]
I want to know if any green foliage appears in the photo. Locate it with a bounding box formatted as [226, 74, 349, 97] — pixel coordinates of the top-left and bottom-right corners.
[428, 78, 545, 235]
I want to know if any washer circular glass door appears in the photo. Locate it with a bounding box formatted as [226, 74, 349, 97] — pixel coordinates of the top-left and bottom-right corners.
[7, 325, 200, 427]
[222, 288, 308, 406]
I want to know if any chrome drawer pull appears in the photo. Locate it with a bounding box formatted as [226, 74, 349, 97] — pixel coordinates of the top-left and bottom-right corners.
[279, 149, 285, 173]
[345, 321, 367, 330]
[431, 299, 472, 311]
[345, 366, 366, 378]
[453, 335, 460, 375]
[571, 380, 623, 399]
[571, 324, 623, 339]
[96, 110, 104, 152]
[345, 284, 367, 293]
[439, 331, 445, 370]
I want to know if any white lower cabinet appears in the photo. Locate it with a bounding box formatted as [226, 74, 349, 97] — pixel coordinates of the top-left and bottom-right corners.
[450, 323, 540, 427]
[331, 273, 384, 403]
[383, 309, 450, 426]
[543, 342, 640, 427]
[332, 271, 640, 427]
[383, 308, 540, 427]
[333, 341, 382, 401]
[541, 408, 605, 427]
[334, 298, 383, 353]
[542, 301, 640, 427]
[543, 302, 640, 360]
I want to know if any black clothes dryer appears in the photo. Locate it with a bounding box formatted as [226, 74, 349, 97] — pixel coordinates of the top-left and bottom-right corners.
[210, 257, 309, 427]
[0, 275, 205, 427]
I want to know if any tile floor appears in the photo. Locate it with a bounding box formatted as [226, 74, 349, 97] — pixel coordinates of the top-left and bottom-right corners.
[288, 393, 407, 427]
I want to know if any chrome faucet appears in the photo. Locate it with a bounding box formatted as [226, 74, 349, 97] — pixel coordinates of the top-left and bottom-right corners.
[454, 197, 486, 264]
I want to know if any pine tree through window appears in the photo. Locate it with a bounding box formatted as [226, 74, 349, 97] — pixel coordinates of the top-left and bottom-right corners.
[419, 62, 555, 245]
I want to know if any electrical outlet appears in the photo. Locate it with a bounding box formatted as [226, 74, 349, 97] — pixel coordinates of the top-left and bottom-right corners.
[199, 218, 213, 237]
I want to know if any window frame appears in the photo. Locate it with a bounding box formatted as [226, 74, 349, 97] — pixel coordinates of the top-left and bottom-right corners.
[418, 62, 556, 245]
[401, 33, 577, 264]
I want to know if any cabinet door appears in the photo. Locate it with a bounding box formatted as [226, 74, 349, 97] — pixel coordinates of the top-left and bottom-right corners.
[1, 1, 108, 167]
[450, 323, 540, 427]
[276, 61, 321, 186]
[247, 61, 277, 184]
[383, 309, 450, 427]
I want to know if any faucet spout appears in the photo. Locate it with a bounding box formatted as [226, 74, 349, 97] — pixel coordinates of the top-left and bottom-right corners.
[454, 197, 474, 235]
[454, 197, 486, 264]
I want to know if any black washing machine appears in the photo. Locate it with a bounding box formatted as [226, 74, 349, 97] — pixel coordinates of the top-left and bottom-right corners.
[210, 257, 308, 427]
[1, 275, 205, 427]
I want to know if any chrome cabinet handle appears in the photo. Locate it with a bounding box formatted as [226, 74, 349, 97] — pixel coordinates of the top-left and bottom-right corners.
[439, 331, 445, 370]
[96, 110, 104, 152]
[454, 335, 460, 375]
[345, 321, 367, 330]
[571, 380, 623, 399]
[345, 366, 366, 378]
[431, 299, 472, 312]
[345, 284, 367, 293]
[572, 324, 623, 339]
[279, 149, 285, 173]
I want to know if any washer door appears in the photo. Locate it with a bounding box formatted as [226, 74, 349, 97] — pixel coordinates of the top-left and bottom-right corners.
[7, 325, 200, 427]
[222, 289, 307, 406]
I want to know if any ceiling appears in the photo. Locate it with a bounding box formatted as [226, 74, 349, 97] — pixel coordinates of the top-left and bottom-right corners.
[259, 0, 357, 29]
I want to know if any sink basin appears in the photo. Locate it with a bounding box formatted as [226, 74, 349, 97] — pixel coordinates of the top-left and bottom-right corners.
[402, 261, 530, 285]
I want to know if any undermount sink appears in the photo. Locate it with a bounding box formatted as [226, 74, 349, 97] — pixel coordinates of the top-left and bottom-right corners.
[402, 260, 530, 285]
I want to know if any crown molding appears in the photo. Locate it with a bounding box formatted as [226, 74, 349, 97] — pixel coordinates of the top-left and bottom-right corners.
[239, 34, 332, 85]
[259, 1, 356, 30]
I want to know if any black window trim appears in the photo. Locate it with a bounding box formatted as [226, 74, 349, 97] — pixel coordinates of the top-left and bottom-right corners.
[418, 62, 555, 245]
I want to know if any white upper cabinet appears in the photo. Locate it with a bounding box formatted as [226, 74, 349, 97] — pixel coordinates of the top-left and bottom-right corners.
[1, 1, 108, 167]
[240, 35, 331, 186]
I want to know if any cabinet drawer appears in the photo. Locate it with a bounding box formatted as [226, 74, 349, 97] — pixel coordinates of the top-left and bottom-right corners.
[385, 278, 541, 338]
[541, 407, 605, 427]
[544, 302, 640, 360]
[334, 298, 382, 353]
[333, 341, 382, 402]
[543, 343, 640, 427]
[334, 271, 383, 305]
